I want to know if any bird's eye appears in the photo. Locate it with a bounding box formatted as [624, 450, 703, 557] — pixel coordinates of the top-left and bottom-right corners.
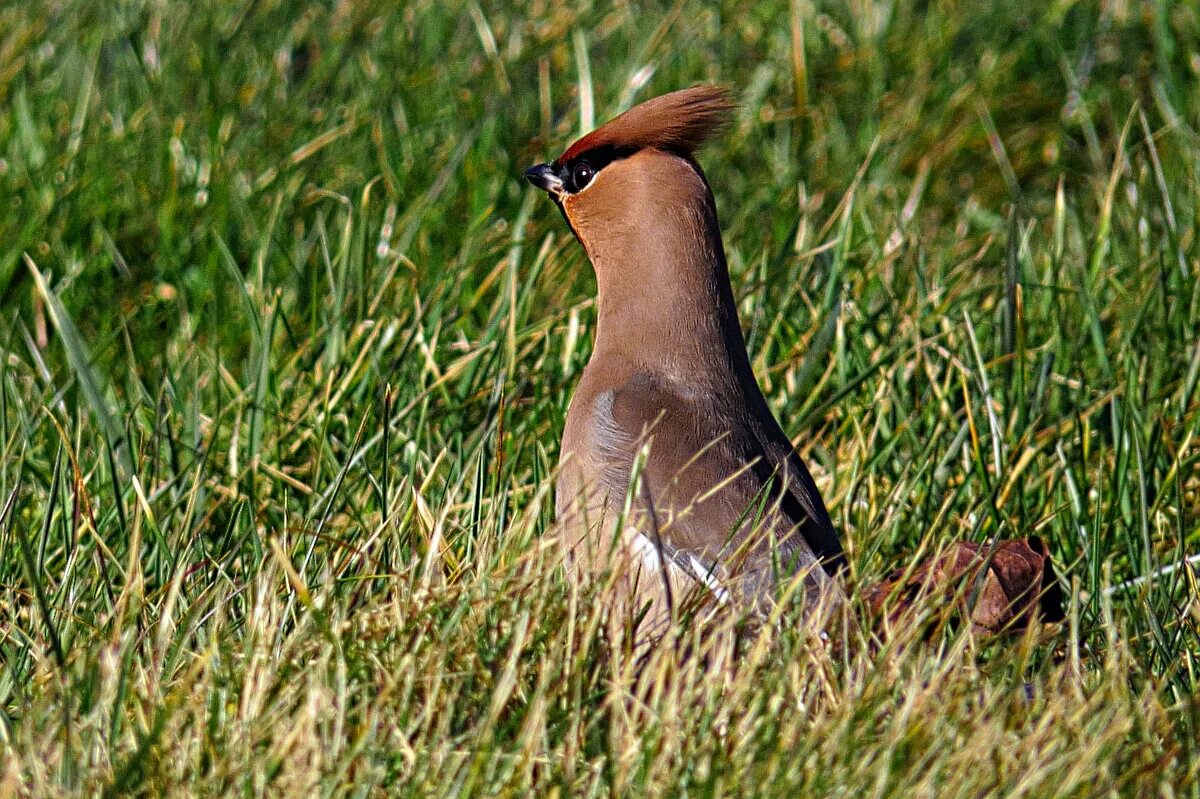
[570, 162, 595, 192]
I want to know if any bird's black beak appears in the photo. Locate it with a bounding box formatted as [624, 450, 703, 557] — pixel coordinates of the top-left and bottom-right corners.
[524, 163, 565, 199]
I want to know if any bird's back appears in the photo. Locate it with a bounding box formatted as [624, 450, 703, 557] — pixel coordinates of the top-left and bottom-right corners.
[556, 355, 842, 627]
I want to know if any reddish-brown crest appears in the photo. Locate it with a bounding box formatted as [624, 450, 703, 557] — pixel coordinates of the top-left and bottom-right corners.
[557, 85, 734, 165]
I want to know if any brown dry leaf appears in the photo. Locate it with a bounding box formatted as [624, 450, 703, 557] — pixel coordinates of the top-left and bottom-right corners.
[863, 537, 1066, 636]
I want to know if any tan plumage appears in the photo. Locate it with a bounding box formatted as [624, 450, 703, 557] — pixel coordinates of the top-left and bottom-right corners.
[525, 85, 844, 638]
[557, 85, 735, 163]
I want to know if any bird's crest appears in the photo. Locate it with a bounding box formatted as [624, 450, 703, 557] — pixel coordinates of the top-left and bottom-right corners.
[558, 85, 734, 165]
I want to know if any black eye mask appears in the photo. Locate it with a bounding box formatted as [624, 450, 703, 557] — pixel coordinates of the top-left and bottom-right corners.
[567, 161, 595, 192]
[554, 145, 635, 195]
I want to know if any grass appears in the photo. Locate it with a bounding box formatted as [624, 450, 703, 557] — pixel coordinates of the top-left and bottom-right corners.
[1, 0, 1199, 795]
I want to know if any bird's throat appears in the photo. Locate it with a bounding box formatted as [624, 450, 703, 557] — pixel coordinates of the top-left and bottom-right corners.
[589, 212, 751, 385]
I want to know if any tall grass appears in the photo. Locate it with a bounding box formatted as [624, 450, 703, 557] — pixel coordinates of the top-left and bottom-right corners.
[0, 0, 1197, 795]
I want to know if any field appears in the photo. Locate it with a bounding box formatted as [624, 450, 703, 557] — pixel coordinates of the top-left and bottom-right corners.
[1, 1, 1198, 795]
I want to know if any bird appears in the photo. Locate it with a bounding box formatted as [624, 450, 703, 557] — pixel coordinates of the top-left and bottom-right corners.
[524, 85, 845, 640]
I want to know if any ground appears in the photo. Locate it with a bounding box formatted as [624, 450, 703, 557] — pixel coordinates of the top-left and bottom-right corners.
[0, 1, 1197, 795]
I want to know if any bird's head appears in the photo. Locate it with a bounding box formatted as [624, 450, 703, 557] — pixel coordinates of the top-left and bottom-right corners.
[524, 85, 734, 258]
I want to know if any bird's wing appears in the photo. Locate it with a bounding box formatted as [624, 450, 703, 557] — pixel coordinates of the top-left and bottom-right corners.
[592, 372, 837, 606]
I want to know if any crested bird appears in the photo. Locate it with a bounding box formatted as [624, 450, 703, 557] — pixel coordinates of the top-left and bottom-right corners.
[524, 85, 845, 638]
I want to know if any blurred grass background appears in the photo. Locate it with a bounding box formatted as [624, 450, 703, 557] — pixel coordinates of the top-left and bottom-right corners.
[1, 0, 1198, 795]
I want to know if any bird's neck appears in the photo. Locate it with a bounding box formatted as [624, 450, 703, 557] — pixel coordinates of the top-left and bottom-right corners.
[589, 203, 753, 387]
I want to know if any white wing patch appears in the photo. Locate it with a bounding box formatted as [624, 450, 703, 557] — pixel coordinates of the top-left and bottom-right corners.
[687, 553, 731, 604]
[626, 527, 665, 570]
[624, 526, 730, 605]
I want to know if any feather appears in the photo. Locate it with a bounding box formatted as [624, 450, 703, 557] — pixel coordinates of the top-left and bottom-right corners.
[558, 85, 734, 165]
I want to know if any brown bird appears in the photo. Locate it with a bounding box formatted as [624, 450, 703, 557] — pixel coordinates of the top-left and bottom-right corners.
[524, 85, 845, 638]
